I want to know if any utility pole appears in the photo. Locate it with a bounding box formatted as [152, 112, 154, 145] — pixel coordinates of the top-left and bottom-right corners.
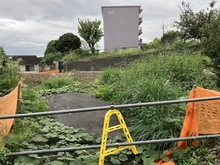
[162, 22, 165, 36]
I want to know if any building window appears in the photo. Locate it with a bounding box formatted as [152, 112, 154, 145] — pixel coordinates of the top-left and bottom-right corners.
[25, 65, 34, 71]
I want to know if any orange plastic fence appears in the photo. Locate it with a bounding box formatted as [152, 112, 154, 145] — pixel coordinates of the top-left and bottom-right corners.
[0, 82, 21, 136]
[39, 69, 60, 74]
[157, 86, 220, 165]
[178, 86, 220, 149]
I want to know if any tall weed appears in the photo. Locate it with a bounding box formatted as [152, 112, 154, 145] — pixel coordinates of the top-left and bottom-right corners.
[124, 52, 217, 90]
[40, 77, 75, 89]
[97, 52, 217, 149]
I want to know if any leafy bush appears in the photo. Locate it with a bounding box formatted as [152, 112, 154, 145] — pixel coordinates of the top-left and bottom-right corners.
[35, 77, 82, 96]
[61, 49, 91, 62]
[95, 85, 114, 101]
[98, 68, 122, 85]
[40, 77, 76, 89]
[161, 30, 180, 45]
[19, 86, 50, 113]
[173, 139, 218, 164]
[202, 12, 220, 87]
[0, 47, 19, 96]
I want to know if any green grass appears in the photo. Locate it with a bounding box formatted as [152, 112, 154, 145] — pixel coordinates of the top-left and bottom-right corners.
[96, 52, 218, 149]
[61, 48, 155, 61]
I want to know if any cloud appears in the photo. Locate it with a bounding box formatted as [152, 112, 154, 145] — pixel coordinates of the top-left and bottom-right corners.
[0, 0, 211, 56]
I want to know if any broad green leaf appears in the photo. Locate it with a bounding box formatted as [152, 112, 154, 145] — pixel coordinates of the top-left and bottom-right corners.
[135, 155, 141, 162]
[118, 154, 128, 162]
[110, 157, 121, 164]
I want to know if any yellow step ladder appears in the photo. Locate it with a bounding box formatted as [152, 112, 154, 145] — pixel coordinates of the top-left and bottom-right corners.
[98, 109, 138, 165]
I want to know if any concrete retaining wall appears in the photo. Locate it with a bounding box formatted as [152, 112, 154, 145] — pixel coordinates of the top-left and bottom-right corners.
[62, 54, 145, 71]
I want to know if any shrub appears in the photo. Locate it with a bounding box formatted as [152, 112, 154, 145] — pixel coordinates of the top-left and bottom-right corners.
[40, 77, 75, 89]
[202, 12, 220, 87]
[0, 47, 19, 96]
[95, 85, 114, 101]
[98, 68, 122, 85]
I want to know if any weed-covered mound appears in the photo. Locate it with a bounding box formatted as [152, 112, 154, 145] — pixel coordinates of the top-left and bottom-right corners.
[96, 52, 217, 149]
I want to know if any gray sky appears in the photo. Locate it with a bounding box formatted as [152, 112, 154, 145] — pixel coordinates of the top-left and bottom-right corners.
[0, 0, 217, 56]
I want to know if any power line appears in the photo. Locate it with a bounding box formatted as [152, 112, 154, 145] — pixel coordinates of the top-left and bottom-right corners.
[194, 0, 218, 12]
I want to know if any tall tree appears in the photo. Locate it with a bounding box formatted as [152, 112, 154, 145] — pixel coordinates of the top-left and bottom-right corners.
[55, 33, 81, 54]
[0, 47, 19, 96]
[43, 33, 81, 64]
[202, 12, 220, 87]
[176, 1, 220, 87]
[44, 40, 58, 55]
[174, 1, 217, 40]
[78, 19, 103, 54]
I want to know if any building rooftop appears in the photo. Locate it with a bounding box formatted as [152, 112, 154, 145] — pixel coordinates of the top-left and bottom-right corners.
[101, 5, 141, 8]
[10, 55, 40, 65]
[101, 5, 142, 15]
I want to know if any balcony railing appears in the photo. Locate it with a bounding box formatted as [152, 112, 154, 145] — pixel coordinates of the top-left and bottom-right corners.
[139, 27, 143, 35]
[139, 38, 142, 45]
[139, 17, 143, 25]
[139, 8, 143, 14]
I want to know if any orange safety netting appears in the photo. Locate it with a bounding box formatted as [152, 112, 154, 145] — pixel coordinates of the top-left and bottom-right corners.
[0, 82, 21, 136]
[39, 69, 60, 74]
[157, 86, 220, 165]
[178, 86, 220, 149]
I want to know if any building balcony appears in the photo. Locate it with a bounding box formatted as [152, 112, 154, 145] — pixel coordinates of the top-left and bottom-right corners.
[139, 8, 143, 14]
[139, 27, 143, 35]
[139, 17, 143, 25]
[139, 38, 143, 45]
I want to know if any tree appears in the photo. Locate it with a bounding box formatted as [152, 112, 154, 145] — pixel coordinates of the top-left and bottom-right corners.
[161, 30, 180, 45]
[42, 52, 63, 64]
[0, 47, 19, 96]
[174, 1, 217, 40]
[202, 12, 220, 87]
[78, 19, 103, 54]
[175, 1, 220, 87]
[43, 33, 81, 64]
[55, 33, 81, 54]
[43, 40, 60, 64]
[44, 40, 58, 55]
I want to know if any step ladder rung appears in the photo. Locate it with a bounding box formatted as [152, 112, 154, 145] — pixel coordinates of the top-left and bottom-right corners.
[108, 125, 121, 132]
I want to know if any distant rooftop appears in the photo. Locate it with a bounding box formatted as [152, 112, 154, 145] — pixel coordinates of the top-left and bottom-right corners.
[101, 5, 142, 15]
[10, 55, 40, 65]
[101, 5, 141, 8]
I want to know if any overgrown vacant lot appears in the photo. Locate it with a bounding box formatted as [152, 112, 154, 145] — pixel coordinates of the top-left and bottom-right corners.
[2, 52, 220, 165]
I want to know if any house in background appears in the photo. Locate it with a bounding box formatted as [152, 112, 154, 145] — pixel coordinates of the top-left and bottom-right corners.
[101, 5, 143, 52]
[10, 55, 40, 73]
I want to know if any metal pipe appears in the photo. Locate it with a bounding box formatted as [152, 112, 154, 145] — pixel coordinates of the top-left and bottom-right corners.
[0, 96, 220, 119]
[7, 134, 220, 156]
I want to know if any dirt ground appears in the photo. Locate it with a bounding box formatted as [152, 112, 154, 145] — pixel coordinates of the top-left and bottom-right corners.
[21, 71, 101, 85]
